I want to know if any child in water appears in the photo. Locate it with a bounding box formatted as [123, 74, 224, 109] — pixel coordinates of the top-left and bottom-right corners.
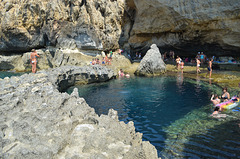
[118, 69, 125, 77]
[125, 73, 130, 78]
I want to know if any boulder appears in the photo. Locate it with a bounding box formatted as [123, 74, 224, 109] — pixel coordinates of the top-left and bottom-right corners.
[135, 44, 166, 76]
[0, 66, 159, 159]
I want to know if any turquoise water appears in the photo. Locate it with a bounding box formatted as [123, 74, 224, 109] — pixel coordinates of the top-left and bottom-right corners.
[0, 71, 24, 79]
[66, 75, 240, 158]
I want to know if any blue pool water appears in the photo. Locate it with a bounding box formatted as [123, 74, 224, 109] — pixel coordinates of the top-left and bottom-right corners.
[67, 75, 240, 158]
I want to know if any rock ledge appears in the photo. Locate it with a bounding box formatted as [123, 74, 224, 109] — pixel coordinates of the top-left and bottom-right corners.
[0, 66, 159, 159]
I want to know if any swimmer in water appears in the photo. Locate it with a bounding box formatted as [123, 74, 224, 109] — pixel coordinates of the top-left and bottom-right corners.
[30, 49, 40, 73]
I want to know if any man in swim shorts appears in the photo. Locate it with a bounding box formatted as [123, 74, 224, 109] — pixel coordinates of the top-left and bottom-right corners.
[206, 58, 213, 78]
[30, 49, 40, 73]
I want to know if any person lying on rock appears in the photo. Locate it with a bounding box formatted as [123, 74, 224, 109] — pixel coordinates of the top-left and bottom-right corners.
[30, 49, 40, 73]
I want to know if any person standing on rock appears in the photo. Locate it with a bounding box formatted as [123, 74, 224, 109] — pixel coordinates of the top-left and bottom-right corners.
[176, 56, 181, 70]
[196, 58, 201, 73]
[206, 58, 213, 79]
[30, 49, 40, 73]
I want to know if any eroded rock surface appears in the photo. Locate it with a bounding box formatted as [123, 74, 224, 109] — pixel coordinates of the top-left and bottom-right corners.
[124, 0, 240, 56]
[0, 66, 159, 159]
[135, 44, 166, 76]
[0, 0, 125, 53]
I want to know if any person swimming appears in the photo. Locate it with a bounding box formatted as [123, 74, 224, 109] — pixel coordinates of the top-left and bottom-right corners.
[118, 69, 125, 77]
[125, 73, 130, 78]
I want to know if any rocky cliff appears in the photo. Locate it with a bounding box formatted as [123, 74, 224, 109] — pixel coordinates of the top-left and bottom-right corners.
[0, 0, 125, 53]
[1, 0, 240, 59]
[0, 66, 159, 159]
[123, 0, 240, 56]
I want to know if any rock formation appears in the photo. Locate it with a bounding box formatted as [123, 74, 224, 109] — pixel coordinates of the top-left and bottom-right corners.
[0, 0, 125, 53]
[0, 66, 159, 159]
[1, 0, 240, 60]
[123, 0, 240, 56]
[135, 44, 166, 76]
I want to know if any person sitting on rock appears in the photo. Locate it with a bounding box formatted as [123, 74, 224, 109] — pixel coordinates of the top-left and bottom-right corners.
[30, 49, 40, 73]
[105, 56, 109, 65]
[138, 53, 142, 59]
[92, 59, 96, 65]
[135, 52, 138, 59]
[96, 58, 100, 65]
[102, 57, 105, 65]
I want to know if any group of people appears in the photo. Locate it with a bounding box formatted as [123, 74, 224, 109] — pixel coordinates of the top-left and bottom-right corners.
[196, 52, 207, 63]
[174, 51, 213, 78]
[195, 52, 213, 78]
[175, 56, 184, 73]
[91, 56, 111, 65]
[135, 52, 142, 59]
[210, 87, 231, 116]
[163, 50, 175, 61]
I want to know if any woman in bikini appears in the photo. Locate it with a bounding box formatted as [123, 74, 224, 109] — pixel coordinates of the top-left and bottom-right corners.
[30, 49, 40, 73]
[220, 87, 230, 102]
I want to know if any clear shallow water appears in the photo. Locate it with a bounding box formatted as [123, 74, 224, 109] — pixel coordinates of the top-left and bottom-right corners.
[0, 71, 25, 79]
[66, 75, 240, 158]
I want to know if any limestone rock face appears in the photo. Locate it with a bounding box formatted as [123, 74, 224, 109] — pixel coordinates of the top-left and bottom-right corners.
[0, 0, 125, 53]
[125, 0, 240, 56]
[135, 44, 166, 76]
[0, 66, 159, 159]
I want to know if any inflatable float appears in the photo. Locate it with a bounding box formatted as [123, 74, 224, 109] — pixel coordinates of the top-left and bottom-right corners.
[216, 96, 240, 110]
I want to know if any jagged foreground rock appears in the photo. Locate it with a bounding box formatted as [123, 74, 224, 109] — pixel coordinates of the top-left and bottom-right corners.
[135, 44, 166, 76]
[0, 66, 159, 159]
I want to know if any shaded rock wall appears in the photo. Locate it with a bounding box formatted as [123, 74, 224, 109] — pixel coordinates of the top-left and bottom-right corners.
[123, 0, 240, 56]
[0, 0, 125, 53]
[0, 66, 159, 159]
